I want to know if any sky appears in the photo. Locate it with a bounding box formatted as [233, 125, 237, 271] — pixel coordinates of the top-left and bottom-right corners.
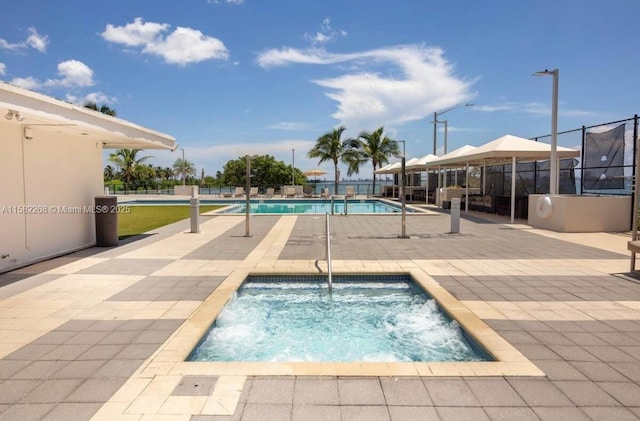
[1, 0, 638, 181]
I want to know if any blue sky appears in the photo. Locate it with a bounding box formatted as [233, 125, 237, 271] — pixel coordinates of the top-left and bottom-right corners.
[1, 0, 638, 180]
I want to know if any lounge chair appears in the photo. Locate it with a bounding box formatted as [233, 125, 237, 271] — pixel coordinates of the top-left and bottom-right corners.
[285, 187, 296, 198]
[233, 187, 244, 197]
[321, 188, 330, 198]
[295, 185, 304, 198]
[249, 187, 258, 197]
[345, 185, 355, 198]
[265, 187, 274, 198]
[303, 185, 313, 198]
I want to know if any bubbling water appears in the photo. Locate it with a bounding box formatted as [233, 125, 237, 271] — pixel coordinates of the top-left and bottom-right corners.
[189, 279, 490, 362]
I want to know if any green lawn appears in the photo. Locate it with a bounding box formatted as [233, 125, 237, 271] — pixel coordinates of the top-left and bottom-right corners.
[118, 205, 223, 239]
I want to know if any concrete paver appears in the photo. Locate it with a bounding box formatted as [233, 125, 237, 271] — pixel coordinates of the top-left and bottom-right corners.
[0, 209, 639, 420]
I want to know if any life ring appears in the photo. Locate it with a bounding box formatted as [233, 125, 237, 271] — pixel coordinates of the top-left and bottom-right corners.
[536, 195, 553, 219]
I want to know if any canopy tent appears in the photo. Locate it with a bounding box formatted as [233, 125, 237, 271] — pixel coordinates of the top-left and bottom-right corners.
[373, 161, 401, 174]
[427, 135, 580, 223]
[406, 154, 438, 171]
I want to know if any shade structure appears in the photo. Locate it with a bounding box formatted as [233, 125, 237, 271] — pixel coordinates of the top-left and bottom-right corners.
[406, 154, 439, 171]
[374, 161, 402, 174]
[302, 168, 328, 177]
[427, 135, 580, 224]
[427, 135, 579, 167]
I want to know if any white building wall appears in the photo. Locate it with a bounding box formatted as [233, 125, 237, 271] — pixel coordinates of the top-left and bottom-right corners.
[0, 122, 103, 272]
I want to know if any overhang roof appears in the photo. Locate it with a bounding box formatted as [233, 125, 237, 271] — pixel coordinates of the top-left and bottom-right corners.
[0, 81, 176, 150]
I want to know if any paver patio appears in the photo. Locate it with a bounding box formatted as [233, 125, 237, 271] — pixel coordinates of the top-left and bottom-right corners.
[0, 205, 639, 420]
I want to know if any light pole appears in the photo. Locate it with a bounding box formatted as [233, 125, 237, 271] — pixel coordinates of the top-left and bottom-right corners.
[181, 148, 186, 185]
[432, 103, 473, 155]
[291, 148, 295, 185]
[533, 69, 559, 195]
[398, 140, 409, 238]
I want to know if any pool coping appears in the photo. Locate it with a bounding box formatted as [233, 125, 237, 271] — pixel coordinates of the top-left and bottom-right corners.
[143, 267, 544, 378]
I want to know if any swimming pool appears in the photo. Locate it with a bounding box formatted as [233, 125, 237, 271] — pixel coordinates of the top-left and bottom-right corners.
[188, 274, 491, 363]
[126, 199, 410, 214]
[224, 199, 406, 214]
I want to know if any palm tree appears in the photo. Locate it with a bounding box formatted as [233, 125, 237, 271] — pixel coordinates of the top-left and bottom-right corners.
[308, 126, 359, 194]
[354, 127, 400, 195]
[173, 158, 196, 185]
[84, 102, 117, 117]
[103, 165, 116, 181]
[108, 149, 150, 189]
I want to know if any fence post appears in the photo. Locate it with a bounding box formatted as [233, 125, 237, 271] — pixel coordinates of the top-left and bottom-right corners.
[580, 126, 586, 195]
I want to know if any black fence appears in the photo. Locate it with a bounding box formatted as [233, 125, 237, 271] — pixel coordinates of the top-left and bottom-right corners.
[532, 115, 638, 196]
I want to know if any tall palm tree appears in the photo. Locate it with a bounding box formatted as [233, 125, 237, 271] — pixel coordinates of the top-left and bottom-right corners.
[173, 158, 196, 185]
[308, 126, 359, 194]
[355, 127, 400, 195]
[108, 149, 150, 189]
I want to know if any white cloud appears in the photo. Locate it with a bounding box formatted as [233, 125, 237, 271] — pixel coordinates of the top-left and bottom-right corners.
[102, 17, 168, 47]
[66, 91, 117, 106]
[25, 28, 49, 52]
[267, 121, 309, 131]
[0, 63, 5, 75]
[9, 76, 41, 90]
[44, 60, 94, 88]
[10, 59, 94, 90]
[102, 18, 228, 66]
[208, 0, 244, 4]
[257, 44, 475, 131]
[304, 18, 347, 46]
[0, 27, 48, 52]
[476, 102, 598, 118]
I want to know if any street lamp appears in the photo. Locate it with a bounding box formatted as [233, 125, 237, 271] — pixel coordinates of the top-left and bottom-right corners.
[397, 140, 409, 239]
[292, 148, 295, 185]
[181, 148, 186, 185]
[432, 103, 473, 155]
[533, 69, 559, 195]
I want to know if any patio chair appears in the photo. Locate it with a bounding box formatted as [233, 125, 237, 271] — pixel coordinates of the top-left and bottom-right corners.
[285, 187, 296, 198]
[265, 187, 275, 198]
[321, 188, 330, 198]
[303, 185, 313, 198]
[295, 185, 304, 197]
[233, 186, 244, 197]
[345, 185, 355, 198]
[249, 187, 258, 197]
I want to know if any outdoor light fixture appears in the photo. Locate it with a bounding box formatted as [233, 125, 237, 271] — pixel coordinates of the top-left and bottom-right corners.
[533, 68, 559, 195]
[432, 103, 473, 155]
[5, 110, 24, 121]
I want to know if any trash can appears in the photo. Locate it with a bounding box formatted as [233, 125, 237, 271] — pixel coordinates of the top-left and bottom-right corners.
[95, 196, 118, 247]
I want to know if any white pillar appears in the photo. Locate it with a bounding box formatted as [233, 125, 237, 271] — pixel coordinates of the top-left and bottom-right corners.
[511, 156, 516, 224]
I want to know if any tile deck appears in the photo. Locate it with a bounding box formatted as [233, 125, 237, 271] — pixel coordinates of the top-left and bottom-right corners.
[0, 205, 639, 420]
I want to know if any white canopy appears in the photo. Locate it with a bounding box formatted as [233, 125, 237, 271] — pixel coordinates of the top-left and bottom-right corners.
[406, 153, 438, 171]
[427, 135, 580, 224]
[428, 135, 579, 167]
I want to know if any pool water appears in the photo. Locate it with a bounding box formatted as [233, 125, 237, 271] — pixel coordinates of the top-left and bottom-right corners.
[227, 199, 405, 214]
[188, 275, 491, 363]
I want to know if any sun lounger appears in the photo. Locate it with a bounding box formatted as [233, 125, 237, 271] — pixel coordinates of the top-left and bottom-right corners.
[303, 185, 313, 198]
[285, 187, 296, 198]
[345, 185, 355, 198]
[249, 187, 258, 197]
[233, 186, 244, 197]
[265, 187, 274, 198]
[321, 188, 330, 198]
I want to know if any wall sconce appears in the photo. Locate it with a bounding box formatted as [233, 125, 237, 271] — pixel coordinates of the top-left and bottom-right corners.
[5, 110, 24, 121]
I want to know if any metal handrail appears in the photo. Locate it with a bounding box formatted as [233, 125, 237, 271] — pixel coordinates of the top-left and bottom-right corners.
[325, 212, 333, 292]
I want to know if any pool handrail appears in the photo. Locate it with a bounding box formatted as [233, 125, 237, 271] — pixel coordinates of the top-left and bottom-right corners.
[325, 212, 333, 293]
